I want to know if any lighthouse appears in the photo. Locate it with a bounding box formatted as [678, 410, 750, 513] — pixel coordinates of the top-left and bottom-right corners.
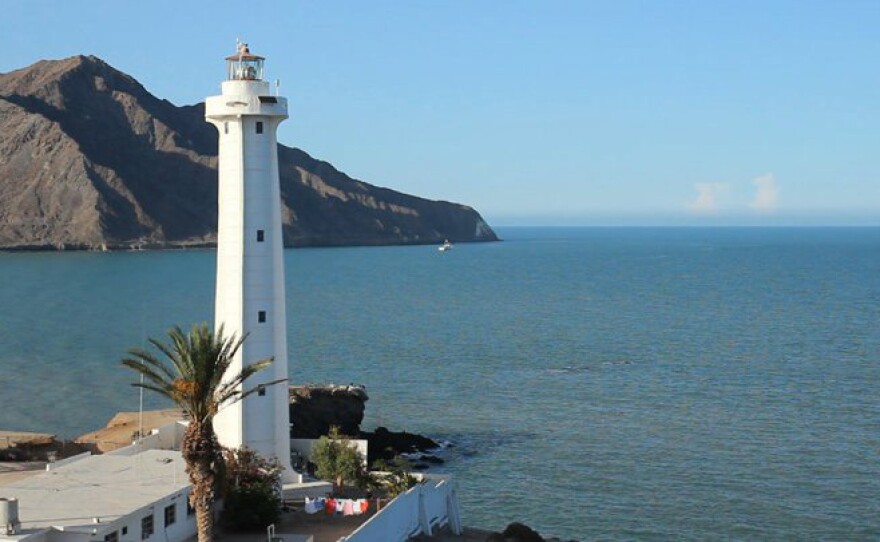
[205, 42, 294, 480]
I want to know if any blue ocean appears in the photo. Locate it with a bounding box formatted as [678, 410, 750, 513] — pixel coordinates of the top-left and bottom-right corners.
[1, 227, 878, 540]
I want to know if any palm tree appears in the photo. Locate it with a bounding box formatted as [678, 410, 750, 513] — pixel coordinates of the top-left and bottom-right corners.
[121, 323, 279, 542]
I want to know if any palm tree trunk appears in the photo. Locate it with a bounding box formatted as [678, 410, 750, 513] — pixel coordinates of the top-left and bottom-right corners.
[183, 421, 222, 542]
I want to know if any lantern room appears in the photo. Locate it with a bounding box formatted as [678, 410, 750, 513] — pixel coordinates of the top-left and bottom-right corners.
[226, 42, 264, 81]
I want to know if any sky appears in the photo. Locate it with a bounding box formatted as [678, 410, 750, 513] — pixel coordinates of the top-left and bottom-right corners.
[4, 1, 879, 226]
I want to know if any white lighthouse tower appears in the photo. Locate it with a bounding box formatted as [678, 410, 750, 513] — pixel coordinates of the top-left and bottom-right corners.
[205, 42, 294, 480]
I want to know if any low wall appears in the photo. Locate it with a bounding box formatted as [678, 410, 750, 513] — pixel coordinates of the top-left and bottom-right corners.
[107, 422, 187, 456]
[339, 476, 462, 542]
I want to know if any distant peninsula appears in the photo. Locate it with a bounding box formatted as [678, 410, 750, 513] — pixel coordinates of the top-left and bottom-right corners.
[0, 55, 498, 250]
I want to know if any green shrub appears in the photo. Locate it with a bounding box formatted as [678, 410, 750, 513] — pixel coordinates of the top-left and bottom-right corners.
[311, 426, 365, 491]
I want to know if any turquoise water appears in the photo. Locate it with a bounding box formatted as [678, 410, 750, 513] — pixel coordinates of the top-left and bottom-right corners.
[1, 227, 879, 540]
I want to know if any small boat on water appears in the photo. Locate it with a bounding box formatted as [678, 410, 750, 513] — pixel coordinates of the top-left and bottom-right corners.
[438, 239, 453, 252]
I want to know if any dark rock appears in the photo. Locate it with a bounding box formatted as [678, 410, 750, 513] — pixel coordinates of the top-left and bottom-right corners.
[289, 385, 367, 438]
[485, 534, 506, 542]
[288, 385, 441, 466]
[0, 56, 500, 250]
[362, 426, 440, 465]
[501, 522, 545, 542]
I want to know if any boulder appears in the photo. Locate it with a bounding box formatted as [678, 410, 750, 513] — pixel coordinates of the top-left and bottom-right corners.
[501, 522, 545, 542]
[289, 385, 367, 438]
[362, 426, 439, 465]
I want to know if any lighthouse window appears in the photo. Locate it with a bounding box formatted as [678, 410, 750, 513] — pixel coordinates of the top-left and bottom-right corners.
[223, 122, 228, 134]
[104, 532, 118, 542]
[258, 385, 266, 396]
[256, 229, 265, 242]
[258, 311, 267, 323]
[256, 121, 263, 134]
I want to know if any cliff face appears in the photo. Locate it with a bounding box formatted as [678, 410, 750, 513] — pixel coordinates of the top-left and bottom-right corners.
[0, 56, 498, 249]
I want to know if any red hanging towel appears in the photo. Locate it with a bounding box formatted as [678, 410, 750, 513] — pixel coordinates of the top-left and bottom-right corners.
[325, 498, 336, 514]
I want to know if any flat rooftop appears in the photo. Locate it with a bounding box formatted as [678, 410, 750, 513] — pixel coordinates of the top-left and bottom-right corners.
[0, 449, 189, 536]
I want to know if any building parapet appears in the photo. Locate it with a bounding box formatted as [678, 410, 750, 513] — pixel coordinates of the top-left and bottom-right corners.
[339, 475, 462, 542]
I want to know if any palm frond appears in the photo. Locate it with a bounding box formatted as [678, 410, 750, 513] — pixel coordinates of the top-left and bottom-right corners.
[120, 322, 276, 425]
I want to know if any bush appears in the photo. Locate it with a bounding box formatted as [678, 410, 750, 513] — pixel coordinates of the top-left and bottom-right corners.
[221, 447, 283, 531]
[311, 426, 365, 491]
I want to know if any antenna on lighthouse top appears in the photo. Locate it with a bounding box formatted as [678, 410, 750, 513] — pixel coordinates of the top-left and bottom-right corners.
[275, 79, 281, 96]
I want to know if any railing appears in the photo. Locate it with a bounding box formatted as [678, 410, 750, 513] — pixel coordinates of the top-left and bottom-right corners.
[338, 476, 462, 542]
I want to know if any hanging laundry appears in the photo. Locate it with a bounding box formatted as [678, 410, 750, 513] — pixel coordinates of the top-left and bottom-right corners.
[342, 499, 355, 516]
[324, 498, 337, 514]
[304, 497, 323, 514]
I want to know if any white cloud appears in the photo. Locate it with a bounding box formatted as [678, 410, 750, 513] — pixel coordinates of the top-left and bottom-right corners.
[689, 182, 727, 213]
[750, 174, 779, 212]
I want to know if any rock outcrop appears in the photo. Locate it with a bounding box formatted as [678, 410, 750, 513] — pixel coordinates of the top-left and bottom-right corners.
[485, 523, 580, 542]
[288, 385, 439, 465]
[0, 55, 499, 250]
[289, 385, 368, 438]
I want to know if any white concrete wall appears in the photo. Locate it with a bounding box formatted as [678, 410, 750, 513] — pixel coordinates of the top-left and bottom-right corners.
[339, 477, 462, 542]
[46, 531, 88, 542]
[205, 67, 293, 481]
[107, 423, 187, 457]
[90, 491, 195, 542]
[19, 491, 196, 542]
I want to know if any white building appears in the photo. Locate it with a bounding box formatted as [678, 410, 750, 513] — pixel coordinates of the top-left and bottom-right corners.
[204, 42, 295, 482]
[0, 424, 194, 542]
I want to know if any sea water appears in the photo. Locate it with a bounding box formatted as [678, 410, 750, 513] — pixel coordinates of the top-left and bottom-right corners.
[0, 227, 878, 540]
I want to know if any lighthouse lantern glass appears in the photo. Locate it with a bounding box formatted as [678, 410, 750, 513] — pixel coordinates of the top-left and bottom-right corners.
[227, 58, 264, 81]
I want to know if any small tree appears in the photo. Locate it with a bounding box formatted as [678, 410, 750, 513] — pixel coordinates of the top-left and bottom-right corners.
[221, 447, 283, 531]
[310, 426, 364, 491]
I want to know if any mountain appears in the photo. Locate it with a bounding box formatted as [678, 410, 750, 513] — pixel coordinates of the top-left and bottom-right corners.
[0, 55, 498, 250]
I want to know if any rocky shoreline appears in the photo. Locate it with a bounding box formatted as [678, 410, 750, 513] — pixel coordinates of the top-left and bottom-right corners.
[289, 384, 446, 468]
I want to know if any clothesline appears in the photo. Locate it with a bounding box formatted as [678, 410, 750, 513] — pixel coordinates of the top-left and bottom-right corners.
[304, 496, 374, 516]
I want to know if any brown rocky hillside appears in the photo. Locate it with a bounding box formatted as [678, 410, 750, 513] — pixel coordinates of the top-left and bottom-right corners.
[0, 55, 498, 249]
